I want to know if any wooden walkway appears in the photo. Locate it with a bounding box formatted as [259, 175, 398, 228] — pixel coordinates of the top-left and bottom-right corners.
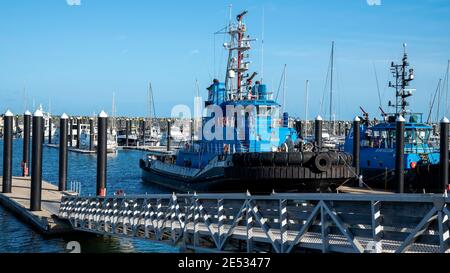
[0, 177, 74, 235]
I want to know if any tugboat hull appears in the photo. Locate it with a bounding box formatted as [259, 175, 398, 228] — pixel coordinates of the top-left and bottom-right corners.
[140, 152, 356, 193]
[360, 165, 442, 193]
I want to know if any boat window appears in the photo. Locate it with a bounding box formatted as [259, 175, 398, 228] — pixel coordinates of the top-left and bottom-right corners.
[257, 106, 273, 117]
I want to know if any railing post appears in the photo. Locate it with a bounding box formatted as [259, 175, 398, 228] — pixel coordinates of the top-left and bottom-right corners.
[22, 111, 31, 177]
[59, 114, 69, 191]
[279, 199, 288, 253]
[315, 115, 323, 150]
[2, 110, 14, 193]
[31, 109, 44, 211]
[353, 117, 361, 177]
[396, 116, 405, 193]
[440, 117, 449, 192]
[97, 111, 108, 197]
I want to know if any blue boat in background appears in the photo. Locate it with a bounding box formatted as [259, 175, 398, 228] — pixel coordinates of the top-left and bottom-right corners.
[140, 11, 354, 193]
[344, 45, 441, 192]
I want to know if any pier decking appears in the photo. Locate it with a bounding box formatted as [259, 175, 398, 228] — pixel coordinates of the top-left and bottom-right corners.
[59, 192, 450, 253]
[0, 177, 74, 235]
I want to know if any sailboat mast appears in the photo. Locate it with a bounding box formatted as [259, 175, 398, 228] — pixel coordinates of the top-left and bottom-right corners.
[282, 64, 287, 114]
[445, 60, 450, 116]
[329, 41, 334, 124]
[261, 6, 265, 83]
[305, 80, 309, 138]
[148, 82, 154, 129]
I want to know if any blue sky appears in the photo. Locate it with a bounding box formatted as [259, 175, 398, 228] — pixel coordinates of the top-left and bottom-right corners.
[1, 0, 450, 121]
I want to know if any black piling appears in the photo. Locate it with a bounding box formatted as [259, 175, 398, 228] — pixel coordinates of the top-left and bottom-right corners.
[315, 116, 323, 150]
[2, 110, 14, 193]
[76, 118, 81, 149]
[440, 117, 449, 192]
[69, 118, 73, 147]
[97, 111, 108, 197]
[395, 116, 405, 193]
[30, 110, 44, 211]
[22, 111, 31, 177]
[167, 119, 171, 151]
[48, 117, 52, 144]
[89, 118, 95, 151]
[353, 117, 361, 177]
[59, 114, 69, 191]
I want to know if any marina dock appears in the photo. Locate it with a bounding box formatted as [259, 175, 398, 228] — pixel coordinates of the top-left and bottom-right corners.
[46, 144, 97, 154]
[59, 192, 450, 253]
[0, 177, 74, 235]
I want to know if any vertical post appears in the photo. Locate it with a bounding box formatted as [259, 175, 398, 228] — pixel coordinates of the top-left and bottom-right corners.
[353, 117, 361, 177]
[440, 117, 449, 192]
[315, 116, 323, 150]
[69, 118, 73, 147]
[22, 111, 31, 177]
[89, 118, 95, 151]
[30, 110, 43, 211]
[167, 119, 171, 152]
[395, 116, 405, 193]
[48, 117, 52, 144]
[59, 114, 69, 191]
[125, 119, 129, 147]
[76, 118, 81, 149]
[97, 111, 108, 197]
[2, 110, 14, 193]
[41, 117, 45, 144]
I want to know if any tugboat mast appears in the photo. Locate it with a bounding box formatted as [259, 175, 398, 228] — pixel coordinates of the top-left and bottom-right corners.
[389, 44, 415, 116]
[222, 11, 257, 101]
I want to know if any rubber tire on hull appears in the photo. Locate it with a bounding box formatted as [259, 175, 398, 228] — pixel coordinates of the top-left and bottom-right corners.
[232, 153, 245, 166]
[288, 152, 303, 165]
[274, 153, 289, 166]
[313, 153, 332, 173]
[260, 153, 275, 166]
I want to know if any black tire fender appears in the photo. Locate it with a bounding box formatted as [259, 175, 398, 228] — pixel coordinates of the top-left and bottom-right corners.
[314, 153, 332, 172]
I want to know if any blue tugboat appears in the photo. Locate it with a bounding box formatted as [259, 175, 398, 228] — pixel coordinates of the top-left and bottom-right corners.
[344, 45, 441, 192]
[140, 11, 354, 193]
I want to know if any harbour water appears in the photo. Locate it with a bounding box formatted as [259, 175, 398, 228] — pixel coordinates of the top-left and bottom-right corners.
[0, 139, 179, 253]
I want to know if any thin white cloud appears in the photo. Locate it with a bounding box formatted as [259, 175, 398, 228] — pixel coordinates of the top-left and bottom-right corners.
[189, 49, 200, 56]
[66, 0, 81, 6]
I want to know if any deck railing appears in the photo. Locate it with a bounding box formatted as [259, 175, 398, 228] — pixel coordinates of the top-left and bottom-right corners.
[59, 192, 450, 253]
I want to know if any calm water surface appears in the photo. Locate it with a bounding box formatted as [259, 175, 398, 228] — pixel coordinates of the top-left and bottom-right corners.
[0, 139, 179, 253]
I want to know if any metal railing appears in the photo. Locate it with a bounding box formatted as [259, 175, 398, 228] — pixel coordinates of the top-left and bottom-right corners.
[69, 181, 82, 196]
[59, 192, 450, 253]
